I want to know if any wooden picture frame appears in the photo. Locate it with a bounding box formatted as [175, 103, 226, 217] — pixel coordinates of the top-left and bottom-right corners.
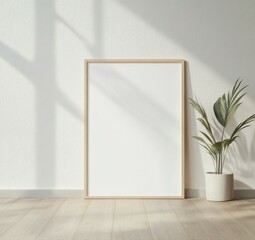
[84, 59, 185, 198]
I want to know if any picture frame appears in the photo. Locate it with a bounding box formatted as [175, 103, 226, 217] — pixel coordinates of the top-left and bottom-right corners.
[84, 59, 185, 198]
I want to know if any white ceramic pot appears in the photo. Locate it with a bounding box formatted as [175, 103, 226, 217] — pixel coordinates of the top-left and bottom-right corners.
[205, 172, 234, 201]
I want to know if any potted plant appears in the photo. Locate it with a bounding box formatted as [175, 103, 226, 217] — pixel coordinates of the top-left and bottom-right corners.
[190, 79, 255, 201]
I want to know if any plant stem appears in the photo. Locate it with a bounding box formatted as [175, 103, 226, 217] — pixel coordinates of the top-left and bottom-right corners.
[212, 157, 216, 172]
[221, 127, 225, 142]
[219, 156, 221, 173]
[218, 127, 225, 174]
[222, 147, 228, 173]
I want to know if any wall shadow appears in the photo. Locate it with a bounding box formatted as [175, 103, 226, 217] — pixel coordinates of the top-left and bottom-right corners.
[90, 65, 179, 141]
[0, 0, 84, 189]
[185, 62, 204, 189]
[116, 0, 255, 84]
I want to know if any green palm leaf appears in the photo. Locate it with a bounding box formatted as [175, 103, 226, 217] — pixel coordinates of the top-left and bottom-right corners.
[213, 79, 247, 127]
[199, 131, 214, 144]
[193, 136, 216, 158]
[213, 95, 228, 126]
[230, 114, 255, 139]
[189, 98, 216, 143]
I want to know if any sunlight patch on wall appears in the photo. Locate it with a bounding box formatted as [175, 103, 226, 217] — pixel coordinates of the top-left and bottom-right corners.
[0, 0, 35, 61]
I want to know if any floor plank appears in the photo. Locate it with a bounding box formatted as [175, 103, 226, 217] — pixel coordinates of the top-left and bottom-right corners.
[0, 198, 64, 240]
[192, 198, 254, 240]
[215, 199, 255, 237]
[144, 200, 188, 240]
[72, 199, 114, 240]
[37, 198, 88, 240]
[0, 198, 40, 237]
[0, 199, 17, 213]
[111, 200, 153, 240]
[170, 199, 217, 240]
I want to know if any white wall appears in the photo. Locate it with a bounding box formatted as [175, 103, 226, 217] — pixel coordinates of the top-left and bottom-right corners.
[1, 0, 255, 192]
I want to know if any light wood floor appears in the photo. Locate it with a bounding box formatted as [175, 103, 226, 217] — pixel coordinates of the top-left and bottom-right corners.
[0, 198, 255, 240]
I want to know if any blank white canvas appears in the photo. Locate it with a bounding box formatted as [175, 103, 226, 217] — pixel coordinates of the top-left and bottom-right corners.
[88, 62, 183, 197]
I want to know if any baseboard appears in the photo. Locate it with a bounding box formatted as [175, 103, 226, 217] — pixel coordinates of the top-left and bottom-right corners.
[233, 189, 255, 199]
[185, 189, 206, 198]
[0, 189, 84, 198]
[186, 188, 255, 199]
[0, 189, 254, 199]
